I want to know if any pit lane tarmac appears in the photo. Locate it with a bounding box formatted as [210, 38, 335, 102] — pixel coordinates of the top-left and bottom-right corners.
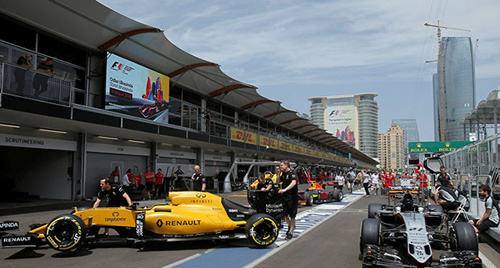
[162, 190, 365, 268]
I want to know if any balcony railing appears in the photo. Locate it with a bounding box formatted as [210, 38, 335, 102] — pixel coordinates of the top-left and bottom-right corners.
[1, 62, 73, 106]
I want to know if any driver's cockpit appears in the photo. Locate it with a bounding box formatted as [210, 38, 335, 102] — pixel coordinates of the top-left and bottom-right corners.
[400, 192, 417, 212]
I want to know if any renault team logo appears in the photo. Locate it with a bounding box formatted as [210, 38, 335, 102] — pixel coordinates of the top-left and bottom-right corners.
[196, 193, 207, 198]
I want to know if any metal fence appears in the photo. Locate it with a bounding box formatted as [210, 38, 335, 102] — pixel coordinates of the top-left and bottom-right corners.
[439, 133, 500, 219]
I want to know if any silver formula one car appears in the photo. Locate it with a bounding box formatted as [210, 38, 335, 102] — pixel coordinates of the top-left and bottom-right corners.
[360, 190, 481, 267]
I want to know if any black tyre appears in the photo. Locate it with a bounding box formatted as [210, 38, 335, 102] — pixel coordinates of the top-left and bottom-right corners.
[45, 214, 86, 251]
[368, 203, 382, 219]
[332, 189, 343, 201]
[360, 218, 380, 252]
[245, 213, 279, 247]
[304, 191, 314, 206]
[451, 222, 478, 252]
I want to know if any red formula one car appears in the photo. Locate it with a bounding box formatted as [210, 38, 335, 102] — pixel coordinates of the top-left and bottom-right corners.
[298, 182, 343, 206]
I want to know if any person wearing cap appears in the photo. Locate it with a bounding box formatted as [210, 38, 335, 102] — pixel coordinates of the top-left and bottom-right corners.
[33, 57, 54, 97]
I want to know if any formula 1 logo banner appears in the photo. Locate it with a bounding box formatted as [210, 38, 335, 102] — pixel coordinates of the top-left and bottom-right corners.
[326, 106, 356, 146]
[105, 53, 170, 124]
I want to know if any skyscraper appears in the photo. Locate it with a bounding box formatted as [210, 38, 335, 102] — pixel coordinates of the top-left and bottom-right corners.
[392, 119, 419, 163]
[433, 36, 475, 141]
[378, 124, 405, 170]
[309, 93, 379, 159]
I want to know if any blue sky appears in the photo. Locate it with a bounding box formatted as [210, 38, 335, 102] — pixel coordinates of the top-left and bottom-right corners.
[99, 0, 500, 141]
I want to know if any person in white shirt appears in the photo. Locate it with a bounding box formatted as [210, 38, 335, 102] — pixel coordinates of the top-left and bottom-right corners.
[335, 171, 345, 191]
[371, 171, 380, 196]
[122, 169, 132, 187]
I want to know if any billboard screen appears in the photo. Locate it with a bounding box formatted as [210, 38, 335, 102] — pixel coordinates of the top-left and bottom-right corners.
[105, 53, 170, 123]
[326, 106, 356, 146]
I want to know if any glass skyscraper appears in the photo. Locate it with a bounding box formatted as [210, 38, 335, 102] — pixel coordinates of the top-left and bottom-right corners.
[433, 36, 475, 141]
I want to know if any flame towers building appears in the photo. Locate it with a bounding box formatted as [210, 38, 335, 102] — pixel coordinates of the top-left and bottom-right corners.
[433, 36, 475, 141]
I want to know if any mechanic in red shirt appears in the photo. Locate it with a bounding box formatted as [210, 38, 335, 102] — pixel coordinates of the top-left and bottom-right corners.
[154, 168, 164, 199]
[145, 166, 155, 200]
[110, 166, 120, 184]
[386, 170, 394, 187]
[416, 169, 429, 199]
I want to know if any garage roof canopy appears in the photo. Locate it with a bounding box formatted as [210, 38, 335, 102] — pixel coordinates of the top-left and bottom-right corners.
[0, 0, 376, 165]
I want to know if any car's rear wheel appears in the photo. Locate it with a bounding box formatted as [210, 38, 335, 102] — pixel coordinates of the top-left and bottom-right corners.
[451, 222, 478, 252]
[368, 203, 382, 219]
[304, 191, 314, 206]
[45, 214, 86, 251]
[332, 189, 343, 201]
[360, 218, 380, 252]
[246, 213, 279, 247]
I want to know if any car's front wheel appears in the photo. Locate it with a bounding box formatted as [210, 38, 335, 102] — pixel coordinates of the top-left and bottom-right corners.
[246, 213, 279, 247]
[45, 214, 86, 251]
[360, 218, 380, 252]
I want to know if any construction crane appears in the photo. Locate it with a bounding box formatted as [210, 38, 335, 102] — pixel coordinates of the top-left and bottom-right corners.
[425, 21, 470, 141]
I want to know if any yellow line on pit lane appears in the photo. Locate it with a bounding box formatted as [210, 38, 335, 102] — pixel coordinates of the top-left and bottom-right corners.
[230, 194, 247, 197]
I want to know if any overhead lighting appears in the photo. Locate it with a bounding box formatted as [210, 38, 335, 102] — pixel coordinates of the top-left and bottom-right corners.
[97, 135, 118, 141]
[39, 128, 67, 134]
[0, 123, 20, 129]
[161, 143, 173, 146]
[179, 145, 191, 149]
[128, 139, 145, 144]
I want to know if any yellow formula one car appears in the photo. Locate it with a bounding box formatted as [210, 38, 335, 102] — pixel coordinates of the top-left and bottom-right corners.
[1, 191, 281, 251]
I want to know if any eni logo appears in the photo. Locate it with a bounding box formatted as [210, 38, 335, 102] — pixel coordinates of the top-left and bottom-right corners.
[196, 193, 207, 198]
[112, 212, 120, 217]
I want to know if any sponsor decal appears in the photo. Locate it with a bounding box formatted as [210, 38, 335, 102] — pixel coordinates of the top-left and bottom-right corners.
[2, 236, 33, 243]
[196, 193, 207, 198]
[136, 213, 145, 237]
[228, 209, 238, 213]
[160, 220, 201, 227]
[0, 221, 19, 230]
[105, 211, 127, 222]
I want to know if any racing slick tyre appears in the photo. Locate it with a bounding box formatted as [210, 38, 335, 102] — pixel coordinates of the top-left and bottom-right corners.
[332, 189, 343, 201]
[45, 214, 86, 251]
[451, 222, 478, 252]
[245, 213, 279, 247]
[368, 203, 382, 219]
[304, 191, 314, 206]
[360, 218, 380, 252]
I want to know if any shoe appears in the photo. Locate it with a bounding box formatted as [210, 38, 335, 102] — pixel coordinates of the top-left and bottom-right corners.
[286, 232, 293, 240]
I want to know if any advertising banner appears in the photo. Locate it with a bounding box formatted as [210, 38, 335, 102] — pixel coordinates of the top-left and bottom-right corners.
[105, 53, 170, 123]
[326, 106, 356, 146]
[231, 127, 246, 143]
[259, 136, 278, 149]
[408, 141, 471, 153]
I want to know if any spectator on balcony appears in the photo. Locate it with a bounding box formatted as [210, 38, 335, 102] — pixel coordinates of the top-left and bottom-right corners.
[33, 57, 53, 97]
[14, 53, 32, 95]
